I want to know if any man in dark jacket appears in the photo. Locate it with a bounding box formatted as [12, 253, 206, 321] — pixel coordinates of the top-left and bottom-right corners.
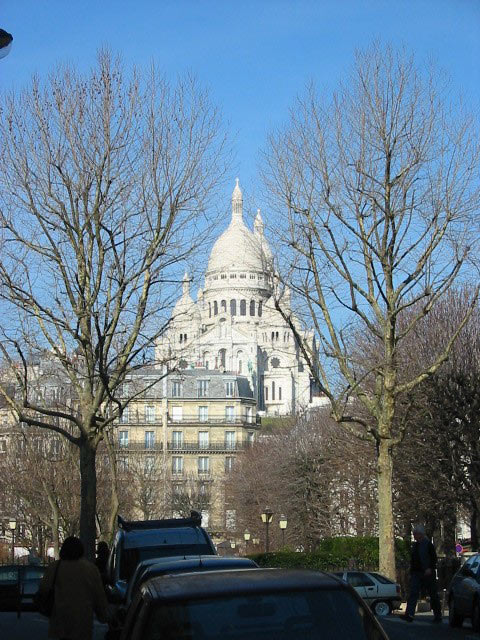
[403, 524, 442, 623]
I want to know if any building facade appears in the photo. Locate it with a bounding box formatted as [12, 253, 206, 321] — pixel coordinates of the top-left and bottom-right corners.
[156, 179, 320, 416]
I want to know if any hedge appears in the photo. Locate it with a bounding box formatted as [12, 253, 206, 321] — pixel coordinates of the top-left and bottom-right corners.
[248, 536, 411, 571]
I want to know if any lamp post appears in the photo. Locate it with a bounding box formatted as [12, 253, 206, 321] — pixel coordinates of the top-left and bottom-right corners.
[243, 529, 251, 553]
[279, 515, 287, 547]
[230, 540, 236, 554]
[261, 507, 274, 553]
[252, 537, 260, 547]
[8, 519, 16, 562]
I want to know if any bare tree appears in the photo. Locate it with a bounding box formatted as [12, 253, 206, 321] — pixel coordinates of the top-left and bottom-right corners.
[262, 44, 480, 577]
[0, 51, 228, 557]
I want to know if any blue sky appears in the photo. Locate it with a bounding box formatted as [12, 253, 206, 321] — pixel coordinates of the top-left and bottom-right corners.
[2, 0, 479, 214]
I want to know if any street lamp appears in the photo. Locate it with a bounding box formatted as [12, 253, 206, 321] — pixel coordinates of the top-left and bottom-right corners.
[230, 540, 236, 552]
[252, 537, 260, 547]
[243, 529, 251, 552]
[260, 507, 274, 553]
[279, 515, 288, 547]
[8, 519, 16, 562]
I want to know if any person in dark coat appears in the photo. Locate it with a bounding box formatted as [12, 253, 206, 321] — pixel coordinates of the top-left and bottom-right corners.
[38, 536, 108, 640]
[402, 524, 442, 623]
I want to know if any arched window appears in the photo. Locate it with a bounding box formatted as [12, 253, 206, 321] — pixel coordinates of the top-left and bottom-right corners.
[230, 299, 237, 315]
[237, 350, 244, 374]
[208, 302, 211, 318]
[184, 334, 187, 342]
[221, 299, 226, 313]
[258, 301, 262, 317]
[240, 300, 246, 316]
[272, 381, 276, 401]
[249, 300, 255, 316]
[265, 385, 269, 401]
[219, 349, 226, 368]
[214, 301, 218, 315]
[179, 334, 183, 343]
[278, 387, 282, 401]
[203, 352, 210, 369]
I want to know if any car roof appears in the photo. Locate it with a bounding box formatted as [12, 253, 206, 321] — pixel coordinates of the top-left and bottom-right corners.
[140, 556, 257, 576]
[121, 527, 208, 549]
[143, 568, 346, 602]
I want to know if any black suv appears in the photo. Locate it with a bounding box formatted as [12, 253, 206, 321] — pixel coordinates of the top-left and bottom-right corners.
[106, 511, 216, 604]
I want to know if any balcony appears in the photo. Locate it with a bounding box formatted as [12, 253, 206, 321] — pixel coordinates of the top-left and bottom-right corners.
[167, 441, 249, 452]
[167, 415, 257, 426]
[116, 442, 164, 452]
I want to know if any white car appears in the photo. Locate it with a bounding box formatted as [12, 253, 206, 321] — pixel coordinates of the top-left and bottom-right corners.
[334, 570, 402, 616]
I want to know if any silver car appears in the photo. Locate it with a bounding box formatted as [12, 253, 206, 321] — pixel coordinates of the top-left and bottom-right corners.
[448, 552, 480, 630]
[334, 570, 402, 616]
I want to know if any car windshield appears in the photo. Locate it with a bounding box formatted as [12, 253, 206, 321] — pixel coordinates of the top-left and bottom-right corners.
[142, 589, 385, 640]
[369, 573, 394, 585]
[120, 545, 213, 580]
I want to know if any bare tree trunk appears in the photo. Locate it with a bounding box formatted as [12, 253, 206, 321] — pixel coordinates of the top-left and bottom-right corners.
[377, 437, 395, 578]
[79, 440, 97, 560]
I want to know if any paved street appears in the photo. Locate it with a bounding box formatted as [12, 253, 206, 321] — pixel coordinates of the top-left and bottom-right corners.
[0, 611, 108, 640]
[380, 611, 477, 640]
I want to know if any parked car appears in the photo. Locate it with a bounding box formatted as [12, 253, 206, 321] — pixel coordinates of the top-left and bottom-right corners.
[106, 511, 216, 604]
[333, 570, 401, 616]
[108, 556, 259, 639]
[448, 551, 480, 630]
[0, 563, 46, 612]
[119, 568, 390, 639]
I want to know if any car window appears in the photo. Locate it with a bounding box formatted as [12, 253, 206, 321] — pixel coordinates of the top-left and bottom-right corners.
[347, 572, 375, 587]
[369, 573, 394, 585]
[142, 590, 385, 640]
[24, 567, 45, 579]
[120, 545, 214, 580]
[0, 567, 19, 583]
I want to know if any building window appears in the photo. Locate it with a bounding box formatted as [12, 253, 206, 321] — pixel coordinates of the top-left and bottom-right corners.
[247, 431, 254, 445]
[240, 299, 246, 316]
[250, 273, 256, 279]
[197, 380, 209, 397]
[198, 431, 209, 449]
[237, 350, 243, 375]
[198, 456, 209, 474]
[240, 273, 246, 279]
[272, 381, 275, 401]
[119, 406, 129, 424]
[0, 439, 6, 453]
[221, 273, 227, 279]
[278, 386, 282, 400]
[203, 352, 210, 369]
[145, 405, 155, 422]
[118, 455, 129, 472]
[171, 406, 183, 422]
[172, 456, 183, 475]
[230, 299, 237, 315]
[225, 430, 236, 449]
[250, 300, 255, 316]
[208, 302, 211, 318]
[221, 299, 226, 312]
[198, 406, 208, 422]
[172, 431, 183, 448]
[271, 357, 280, 368]
[122, 382, 130, 397]
[225, 406, 235, 423]
[265, 386, 269, 401]
[226, 509, 236, 530]
[246, 407, 253, 423]
[225, 381, 235, 397]
[145, 431, 155, 449]
[201, 510, 210, 527]
[258, 301, 262, 317]
[214, 301, 218, 315]
[225, 456, 236, 473]
[172, 381, 182, 397]
[118, 430, 129, 448]
[144, 456, 155, 474]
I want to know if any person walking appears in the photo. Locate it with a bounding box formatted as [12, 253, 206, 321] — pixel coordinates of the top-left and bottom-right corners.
[37, 536, 108, 640]
[403, 524, 442, 623]
[95, 541, 110, 585]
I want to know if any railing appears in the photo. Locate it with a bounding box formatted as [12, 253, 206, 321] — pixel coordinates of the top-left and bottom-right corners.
[168, 415, 256, 425]
[115, 441, 252, 452]
[167, 441, 249, 452]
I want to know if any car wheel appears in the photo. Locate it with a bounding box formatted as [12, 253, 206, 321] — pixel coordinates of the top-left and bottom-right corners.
[448, 595, 463, 628]
[472, 599, 480, 632]
[373, 600, 391, 617]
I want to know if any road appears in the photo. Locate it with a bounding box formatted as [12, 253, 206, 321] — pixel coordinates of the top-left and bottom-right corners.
[0, 611, 108, 639]
[380, 611, 477, 640]
[0, 609, 477, 639]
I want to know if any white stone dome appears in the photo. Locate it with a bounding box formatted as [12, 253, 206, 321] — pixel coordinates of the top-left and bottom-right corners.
[206, 180, 272, 275]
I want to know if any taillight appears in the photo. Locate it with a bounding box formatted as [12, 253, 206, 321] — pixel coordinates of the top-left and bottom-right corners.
[396, 584, 401, 594]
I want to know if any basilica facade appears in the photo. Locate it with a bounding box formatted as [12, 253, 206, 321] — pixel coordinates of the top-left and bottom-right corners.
[156, 180, 319, 416]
